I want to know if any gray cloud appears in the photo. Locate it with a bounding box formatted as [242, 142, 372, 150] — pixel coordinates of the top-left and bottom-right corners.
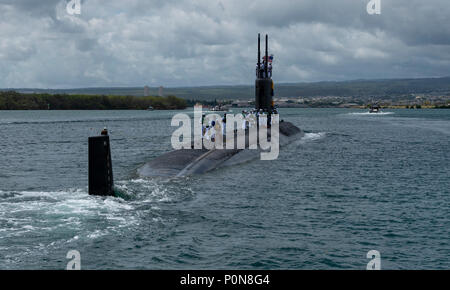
[0, 0, 449, 88]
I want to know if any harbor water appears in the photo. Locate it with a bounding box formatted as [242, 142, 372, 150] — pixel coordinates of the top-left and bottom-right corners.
[0, 108, 449, 269]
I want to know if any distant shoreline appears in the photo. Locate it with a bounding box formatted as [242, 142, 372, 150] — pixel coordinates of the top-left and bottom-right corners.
[1, 90, 448, 110]
[0, 91, 187, 110]
[3, 77, 450, 101]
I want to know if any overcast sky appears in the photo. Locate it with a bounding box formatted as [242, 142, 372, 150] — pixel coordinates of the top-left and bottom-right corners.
[0, 0, 449, 88]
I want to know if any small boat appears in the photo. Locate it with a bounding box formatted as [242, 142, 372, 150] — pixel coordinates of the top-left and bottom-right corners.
[211, 105, 229, 112]
[147, 106, 154, 111]
[369, 104, 381, 113]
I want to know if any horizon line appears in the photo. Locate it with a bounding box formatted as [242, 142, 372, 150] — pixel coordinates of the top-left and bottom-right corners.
[1, 76, 449, 91]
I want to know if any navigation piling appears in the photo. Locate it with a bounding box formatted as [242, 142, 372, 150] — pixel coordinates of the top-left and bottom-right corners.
[88, 135, 114, 196]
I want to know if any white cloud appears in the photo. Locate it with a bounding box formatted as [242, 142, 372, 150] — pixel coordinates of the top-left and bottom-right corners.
[0, 0, 449, 88]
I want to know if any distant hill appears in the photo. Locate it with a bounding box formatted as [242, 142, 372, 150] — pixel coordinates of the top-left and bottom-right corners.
[2, 77, 450, 101]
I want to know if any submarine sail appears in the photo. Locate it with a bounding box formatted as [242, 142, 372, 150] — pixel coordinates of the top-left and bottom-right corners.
[255, 34, 274, 112]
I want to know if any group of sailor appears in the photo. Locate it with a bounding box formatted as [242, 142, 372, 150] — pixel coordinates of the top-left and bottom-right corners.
[200, 108, 279, 142]
[242, 108, 279, 129]
[256, 54, 273, 78]
[201, 115, 222, 142]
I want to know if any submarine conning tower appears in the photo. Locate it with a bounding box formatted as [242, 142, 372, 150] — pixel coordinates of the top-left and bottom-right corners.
[255, 34, 274, 112]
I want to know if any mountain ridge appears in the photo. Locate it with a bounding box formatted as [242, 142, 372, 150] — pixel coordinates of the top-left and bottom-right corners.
[2, 77, 449, 100]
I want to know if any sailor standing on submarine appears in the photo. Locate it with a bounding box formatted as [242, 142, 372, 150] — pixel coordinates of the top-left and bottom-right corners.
[210, 121, 216, 142]
[221, 116, 226, 136]
[260, 57, 266, 78]
[268, 54, 273, 78]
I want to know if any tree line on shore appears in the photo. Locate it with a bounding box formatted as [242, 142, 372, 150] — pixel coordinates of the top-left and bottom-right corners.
[0, 91, 187, 110]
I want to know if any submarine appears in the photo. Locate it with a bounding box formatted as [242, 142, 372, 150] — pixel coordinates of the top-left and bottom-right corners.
[88, 34, 304, 196]
[137, 34, 304, 178]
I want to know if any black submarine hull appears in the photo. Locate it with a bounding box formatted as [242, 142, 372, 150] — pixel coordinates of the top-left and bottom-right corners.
[137, 121, 303, 178]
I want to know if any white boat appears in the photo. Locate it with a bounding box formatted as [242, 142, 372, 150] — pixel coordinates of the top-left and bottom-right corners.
[211, 105, 229, 112]
[369, 104, 381, 113]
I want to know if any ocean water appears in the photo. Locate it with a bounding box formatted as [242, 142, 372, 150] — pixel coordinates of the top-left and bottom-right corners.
[0, 108, 448, 269]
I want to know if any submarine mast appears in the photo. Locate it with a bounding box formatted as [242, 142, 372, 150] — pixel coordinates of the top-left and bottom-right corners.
[255, 33, 274, 112]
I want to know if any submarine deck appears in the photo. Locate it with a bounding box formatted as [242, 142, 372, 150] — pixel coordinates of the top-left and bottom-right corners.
[137, 121, 302, 177]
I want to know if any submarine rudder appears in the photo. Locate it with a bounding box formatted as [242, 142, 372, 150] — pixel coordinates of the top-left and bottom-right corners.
[88, 131, 115, 196]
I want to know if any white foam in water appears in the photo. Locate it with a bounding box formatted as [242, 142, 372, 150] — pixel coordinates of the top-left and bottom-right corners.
[87, 230, 106, 239]
[293, 132, 326, 146]
[0, 187, 139, 242]
[1, 178, 191, 267]
[303, 132, 326, 140]
[116, 178, 174, 201]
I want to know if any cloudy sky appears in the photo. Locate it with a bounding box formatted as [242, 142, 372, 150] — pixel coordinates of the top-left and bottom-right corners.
[0, 0, 449, 88]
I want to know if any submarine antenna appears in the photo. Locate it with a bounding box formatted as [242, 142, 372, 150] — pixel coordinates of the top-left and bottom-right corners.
[265, 34, 269, 78]
[257, 33, 261, 78]
[88, 133, 115, 196]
